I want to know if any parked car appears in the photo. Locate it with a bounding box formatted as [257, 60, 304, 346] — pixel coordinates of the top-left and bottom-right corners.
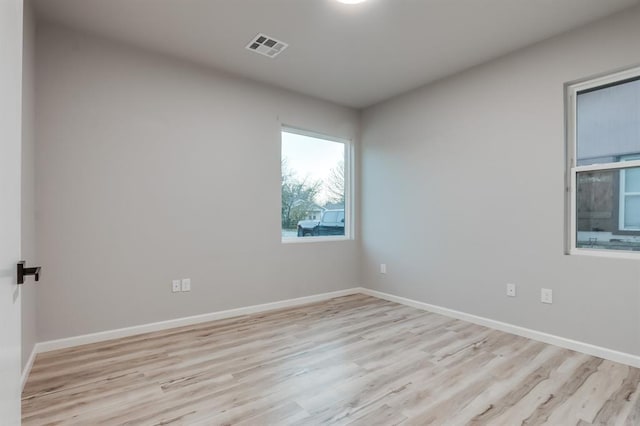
[297, 218, 320, 236]
[297, 209, 345, 237]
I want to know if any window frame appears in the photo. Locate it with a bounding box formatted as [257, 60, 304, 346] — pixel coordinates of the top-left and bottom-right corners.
[280, 125, 354, 244]
[566, 65, 640, 259]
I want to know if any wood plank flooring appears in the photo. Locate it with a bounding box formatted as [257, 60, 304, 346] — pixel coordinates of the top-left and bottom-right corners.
[22, 294, 640, 425]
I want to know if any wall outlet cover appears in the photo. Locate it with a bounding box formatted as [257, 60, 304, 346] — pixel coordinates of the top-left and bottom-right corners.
[541, 288, 553, 304]
[506, 283, 516, 297]
[380, 264, 387, 274]
[181, 278, 191, 292]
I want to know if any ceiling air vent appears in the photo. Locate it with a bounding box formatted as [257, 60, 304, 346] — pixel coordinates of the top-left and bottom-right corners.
[245, 33, 289, 58]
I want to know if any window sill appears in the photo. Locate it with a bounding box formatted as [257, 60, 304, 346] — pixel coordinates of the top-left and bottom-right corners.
[569, 248, 640, 260]
[282, 236, 352, 244]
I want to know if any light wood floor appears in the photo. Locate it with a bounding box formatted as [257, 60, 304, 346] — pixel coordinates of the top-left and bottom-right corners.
[23, 294, 640, 425]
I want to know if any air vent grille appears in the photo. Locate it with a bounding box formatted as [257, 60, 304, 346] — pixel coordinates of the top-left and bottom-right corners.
[245, 33, 288, 58]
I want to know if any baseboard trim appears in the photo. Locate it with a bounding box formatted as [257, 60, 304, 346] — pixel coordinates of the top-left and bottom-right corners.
[29, 286, 640, 377]
[21, 345, 38, 390]
[360, 288, 640, 369]
[35, 287, 364, 354]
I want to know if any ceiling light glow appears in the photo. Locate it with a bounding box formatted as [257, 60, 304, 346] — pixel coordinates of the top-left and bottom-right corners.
[336, 0, 368, 4]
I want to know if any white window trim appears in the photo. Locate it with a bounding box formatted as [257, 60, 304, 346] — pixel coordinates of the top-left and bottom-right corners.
[566, 65, 640, 259]
[280, 125, 354, 244]
[282, 235, 351, 245]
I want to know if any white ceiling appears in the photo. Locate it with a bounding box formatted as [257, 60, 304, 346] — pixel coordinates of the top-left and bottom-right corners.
[35, 0, 639, 108]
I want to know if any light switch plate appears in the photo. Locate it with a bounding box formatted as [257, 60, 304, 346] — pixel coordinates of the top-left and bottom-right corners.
[541, 288, 553, 304]
[172, 280, 181, 293]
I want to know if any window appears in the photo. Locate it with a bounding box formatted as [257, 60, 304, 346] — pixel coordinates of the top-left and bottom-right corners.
[567, 68, 640, 256]
[281, 127, 351, 241]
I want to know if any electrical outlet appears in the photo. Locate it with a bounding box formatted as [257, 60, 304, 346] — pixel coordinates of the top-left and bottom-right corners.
[181, 278, 191, 292]
[172, 280, 181, 293]
[380, 264, 387, 274]
[541, 288, 553, 304]
[506, 283, 516, 297]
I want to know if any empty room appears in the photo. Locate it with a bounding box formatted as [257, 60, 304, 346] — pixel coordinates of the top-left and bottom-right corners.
[3, 0, 640, 424]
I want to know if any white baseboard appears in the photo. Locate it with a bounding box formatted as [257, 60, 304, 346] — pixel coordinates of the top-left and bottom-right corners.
[35, 287, 364, 354]
[26, 285, 640, 388]
[21, 345, 38, 390]
[360, 288, 640, 369]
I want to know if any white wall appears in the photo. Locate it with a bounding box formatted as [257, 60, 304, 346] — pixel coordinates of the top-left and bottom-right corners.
[21, 0, 37, 371]
[361, 6, 640, 356]
[35, 25, 360, 341]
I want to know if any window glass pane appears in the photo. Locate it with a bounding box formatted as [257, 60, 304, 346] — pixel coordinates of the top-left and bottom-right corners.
[576, 168, 640, 251]
[576, 78, 640, 166]
[624, 168, 640, 193]
[281, 129, 346, 240]
[576, 169, 616, 233]
[624, 196, 640, 229]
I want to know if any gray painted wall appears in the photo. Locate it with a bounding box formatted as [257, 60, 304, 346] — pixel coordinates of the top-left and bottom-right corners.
[35, 25, 360, 341]
[32, 6, 640, 359]
[361, 6, 640, 356]
[21, 0, 37, 370]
